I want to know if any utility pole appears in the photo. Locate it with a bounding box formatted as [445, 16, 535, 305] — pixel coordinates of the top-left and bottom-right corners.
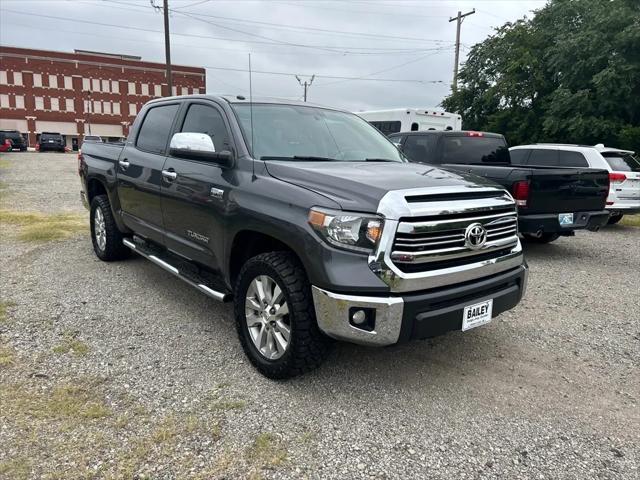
[163, 0, 173, 95]
[295, 75, 315, 102]
[449, 8, 475, 93]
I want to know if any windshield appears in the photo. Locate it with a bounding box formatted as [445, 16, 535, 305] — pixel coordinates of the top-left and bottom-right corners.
[441, 136, 510, 164]
[602, 152, 640, 172]
[232, 103, 404, 162]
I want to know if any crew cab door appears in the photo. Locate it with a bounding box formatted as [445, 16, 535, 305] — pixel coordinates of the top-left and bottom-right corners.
[116, 102, 180, 245]
[160, 100, 235, 270]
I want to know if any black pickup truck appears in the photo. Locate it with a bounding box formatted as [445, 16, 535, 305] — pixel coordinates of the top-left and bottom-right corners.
[79, 95, 528, 378]
[389, 131, 610, 243]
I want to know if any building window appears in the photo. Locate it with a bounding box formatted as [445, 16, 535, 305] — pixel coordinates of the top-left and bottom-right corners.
[172, 86, 177, 96]
[129, 103, 137, 116]
[93, 100, 102, 114]
[84, 99, 90, 113]
[103, 102, 112, 115]
[141, 83, 149, 95]
[13, 72, 23, 86]
[82, 78, 90, 91]
[181, 87, 188, 96]
[64, 76, 73, 89]
[111, 80, 119, 93]
[0, 71, 6, 85]
[102, 79, 110, 93]
[65, 98, 74, 111]
[128, 82, 136, 95]
[35, 96, 44, 110]
[15, 95, 25, 109]
[113, 102, 121, 115]
[33, 73, 42, 87]
[154, 85, 162, 97]
[92, 78, 100, 92]
[50, 98, 59, 111]
[0, 94, 8, 108]
[193, 88, 200, 94]
[49, 75, 58, 89]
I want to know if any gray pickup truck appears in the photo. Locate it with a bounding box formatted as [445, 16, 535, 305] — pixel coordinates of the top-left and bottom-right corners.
[79, 95, 528, 378]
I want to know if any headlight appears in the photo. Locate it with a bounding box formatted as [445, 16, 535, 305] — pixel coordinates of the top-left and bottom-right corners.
[308, 208, 383, 253]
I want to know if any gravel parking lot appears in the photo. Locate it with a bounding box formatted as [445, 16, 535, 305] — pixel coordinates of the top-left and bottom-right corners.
[1, 152, 638, 479]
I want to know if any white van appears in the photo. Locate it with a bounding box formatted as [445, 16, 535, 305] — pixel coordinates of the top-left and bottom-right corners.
[356, 108, 462, 136]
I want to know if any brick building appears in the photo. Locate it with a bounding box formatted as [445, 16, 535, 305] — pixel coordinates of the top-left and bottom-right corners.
[0, 46, 206, 150]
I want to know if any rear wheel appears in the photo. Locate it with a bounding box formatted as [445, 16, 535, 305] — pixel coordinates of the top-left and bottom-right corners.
[90, 195, 130, 261]
[234, 251, 331, 379]
[607, 214, 623, 225]
[522, 232, 560, 244]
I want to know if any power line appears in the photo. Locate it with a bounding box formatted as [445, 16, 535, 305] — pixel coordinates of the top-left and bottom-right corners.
[1, 8, 450, 55]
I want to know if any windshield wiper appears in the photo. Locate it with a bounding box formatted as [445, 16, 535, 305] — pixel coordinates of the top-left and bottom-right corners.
[261, 155, 335, 161]
[364, 158, 397, 162]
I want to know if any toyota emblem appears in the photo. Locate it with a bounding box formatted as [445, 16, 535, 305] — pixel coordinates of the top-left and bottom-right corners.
[465, 223, 487, 250]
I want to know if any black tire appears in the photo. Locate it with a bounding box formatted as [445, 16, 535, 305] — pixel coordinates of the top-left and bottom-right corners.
[522, 232, 560, 244]
[607, 214, 623, 225]
[234, 251, 332, 379]
[90, 195, 130, 261]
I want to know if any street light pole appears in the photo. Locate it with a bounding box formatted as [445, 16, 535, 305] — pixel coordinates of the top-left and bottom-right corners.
[295, 75, 315, 102]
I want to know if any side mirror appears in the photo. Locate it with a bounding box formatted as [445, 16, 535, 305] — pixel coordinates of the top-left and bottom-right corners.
[169, 132, 233, 167]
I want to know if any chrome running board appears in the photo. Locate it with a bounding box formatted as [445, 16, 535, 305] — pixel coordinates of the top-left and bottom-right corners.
[122, 238, 230, 302]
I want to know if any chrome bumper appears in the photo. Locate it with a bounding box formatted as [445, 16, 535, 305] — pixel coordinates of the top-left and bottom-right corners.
[311, 286, 404, 346]
[311, 263, 529, 347]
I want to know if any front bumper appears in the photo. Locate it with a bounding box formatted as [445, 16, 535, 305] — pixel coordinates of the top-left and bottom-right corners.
[312, 264, 528, 346]
[518, 210, 609, 234]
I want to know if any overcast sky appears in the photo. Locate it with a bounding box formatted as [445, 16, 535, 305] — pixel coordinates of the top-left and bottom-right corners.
[1, 0, 545, 111]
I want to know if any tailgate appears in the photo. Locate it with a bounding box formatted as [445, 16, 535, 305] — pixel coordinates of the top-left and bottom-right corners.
[522, 168, 609, 214]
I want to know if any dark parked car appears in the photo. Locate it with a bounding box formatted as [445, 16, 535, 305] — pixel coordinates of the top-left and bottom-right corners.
[390, 131, 610, 243]
[0, 130, 27, 151]
[39, 132, 66, 152]
[79, 96, 528, 378]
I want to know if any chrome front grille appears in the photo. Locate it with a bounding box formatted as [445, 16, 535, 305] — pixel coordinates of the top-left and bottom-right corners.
[391, 205, 518, 266]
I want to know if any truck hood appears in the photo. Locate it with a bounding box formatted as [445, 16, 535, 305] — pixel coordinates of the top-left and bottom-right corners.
[265, 161, 498, 212]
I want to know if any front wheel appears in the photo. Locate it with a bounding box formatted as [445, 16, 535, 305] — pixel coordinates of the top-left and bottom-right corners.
[607, 214, 623, 225]
[522, 232, 560, 244]
[234, 252, 331, 379]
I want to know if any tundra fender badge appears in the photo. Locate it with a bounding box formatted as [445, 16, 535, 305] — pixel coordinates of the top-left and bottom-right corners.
[187, 230, 210, 244]
[464, 223, 487, 250]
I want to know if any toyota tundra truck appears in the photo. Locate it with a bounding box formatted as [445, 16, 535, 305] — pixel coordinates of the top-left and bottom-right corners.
[79, 95, 528, 379]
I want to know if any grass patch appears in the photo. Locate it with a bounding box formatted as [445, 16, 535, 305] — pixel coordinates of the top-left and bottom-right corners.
[211, 399, 247, 411]
[0, 210, 86, 242]
[0, 159, 10, 169]
[52, 336, 90, 356]
[1, 383, 111, 420]
[620, 214, 640, 227]
[246, 433, 288, 468]
[0, 345, 16, 367]
[0, 300, 16, 324]
[0, 457, 31, 480]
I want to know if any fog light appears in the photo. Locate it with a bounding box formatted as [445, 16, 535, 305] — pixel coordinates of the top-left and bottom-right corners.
[351, 309, 366, 325]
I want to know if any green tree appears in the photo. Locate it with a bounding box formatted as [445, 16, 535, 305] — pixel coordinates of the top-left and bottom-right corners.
[442, 0, 640, 151]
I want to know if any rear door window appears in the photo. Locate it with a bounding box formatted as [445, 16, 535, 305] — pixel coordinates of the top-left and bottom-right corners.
[558, 150, 589, 167]
[403, 135, 438, 163]
[136, 104, 180, 154]
[441, 136, 510, 164]
[528, 149, 559, 166]
[389, 135, 404, 147]
[601, 152, 640, 172]
[510, 149, 530, 165]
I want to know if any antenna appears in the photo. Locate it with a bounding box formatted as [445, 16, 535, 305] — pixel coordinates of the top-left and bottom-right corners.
[249, 53, 256, 179]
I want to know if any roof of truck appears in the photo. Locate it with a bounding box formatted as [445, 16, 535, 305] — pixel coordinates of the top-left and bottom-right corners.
[145, 94, 343, 112]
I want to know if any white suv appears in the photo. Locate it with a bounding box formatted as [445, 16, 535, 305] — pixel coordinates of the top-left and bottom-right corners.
[510, 144, 640, 224]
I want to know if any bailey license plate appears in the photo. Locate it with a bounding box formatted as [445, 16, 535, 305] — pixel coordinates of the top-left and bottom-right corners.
[462, 299, 493, 331]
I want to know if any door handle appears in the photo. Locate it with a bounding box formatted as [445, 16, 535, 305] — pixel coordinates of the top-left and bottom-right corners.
[118, 159, 130, 169]
[162, 169, 178, 181]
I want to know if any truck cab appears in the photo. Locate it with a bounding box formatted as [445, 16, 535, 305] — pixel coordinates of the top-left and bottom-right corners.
[79, 96, 528, 378]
